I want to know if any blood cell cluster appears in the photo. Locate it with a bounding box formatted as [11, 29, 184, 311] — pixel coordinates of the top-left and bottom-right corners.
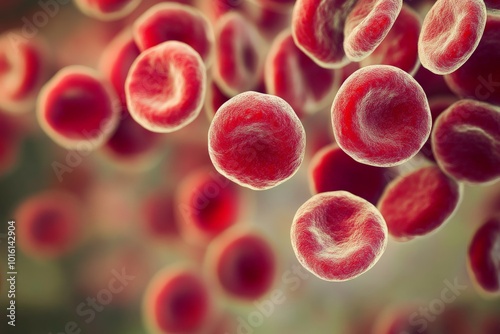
[3, 0, 500, 333]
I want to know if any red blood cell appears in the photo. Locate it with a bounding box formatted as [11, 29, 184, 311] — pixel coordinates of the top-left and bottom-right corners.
[291, 0, 356, 68]
[468, 217, 500, 296]
[213, 12, 266, 96]
[482, 316, 500, 334]
[419, 96, 458, 161]
[37, 66, 120, 150]
[206, 229, 276, 300]
[309, 143, 391, 205]
[208, 91, 306, 190]
[377, 165, 461, 241]
[0, 110, 21, 176]
[15, 190, 82, 259]
[484, 0, 500, 13]
[331, 65, 431, 167]
[144, 267, 212, 334]
[141, 188, 180, 240]
[265, 30, 339, 118]
[360, 4, 421, 75]
[0, 31, 49, 113]
[372, 306, 432, 334]
[256, 0, 296, 10]
[444, 15, 500, 106]
[432, 99, 500, 184]
[133, 3, 214, 65]
[176, 167, 243, 243]
[74, 0, 141, 20]
[343, 0, 402, 62]
[418, 0, 487, 75]
[290, 191, 388, 281]
[125, 41, 206, 133]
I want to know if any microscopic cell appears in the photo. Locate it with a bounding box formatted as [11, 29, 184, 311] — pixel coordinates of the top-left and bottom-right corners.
[432, 99, 500, 184]
[265, 30, 339, 118]
[309, 143, 391, 205]
[208, 91, 306, 190]
[15, 190, 82, 259]
[468, 217, 500, 296]
[205, 80, 231, 119]
[206, 228, 276, 300]
[292, 0, 357, 68]
[343, 0, 402, 62]
[176, 167, 243, 243]
[291, 191, 388, 281]
[360, 4, 421, 75]
[37, 65, 120, 150]
[418, 0, 487, 75]
[378, 165, 461, 241]
[74, 0, 141, 21]
[213, 12, 266, 96]
[141, 188, 180, 240]
[0, 31, 49, 113]
[125, 41, 206, 133]
[419, 96, 458, 162]
[444, 15, 500, 106]
[133, 2, 214, 65]
[331, 65, 431, 167]
[143, 267, 212, 334]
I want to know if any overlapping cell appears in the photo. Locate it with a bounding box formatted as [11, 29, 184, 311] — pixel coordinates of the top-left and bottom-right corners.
[432, 99, 500, 184]
[331, 65, 431, 167]
[378, 166, 461, 241]
[291, 191, 388, 281]
[125, 41, 206, 133]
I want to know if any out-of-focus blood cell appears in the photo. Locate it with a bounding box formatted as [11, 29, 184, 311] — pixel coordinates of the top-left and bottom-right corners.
[414, 65, 454, 98]
[377, 165, 461, 241]
[468, 217, 500, 296]
[265, 30, 339, 118]
[208, 91, 306, 190]
[0, 110, 21, 176]
[291, 191, 388, 281]
[143, 267, 212, 334]
[432, 99, 500, 184]
[141, 188, 180, 240]
[37, 65, 120, 150]
[331, 65, 431, 167]
[482, 316, 500, 334]
[360, 4, 421, 75]
[99, 29, 162, 165]
[213, 12, 266, 96]
[125, 41, 206, 133]
[291, 0, 356, 68]
[343, 0, 402, 62]
[255, 0, 296, 10]
[77, 244, 151, 305]
[0, 31, 49, 113]
[206, 228, 276, 300]
[444, 15, 500, 106]
[176, 167, 243, 243]
[372, 305, 432, 334]
[418, 0, 487, 75]
[484, 0, 500, 13]
[74, 0, 141, 21]
[419, 96, 458, 161]
[133, 3, 214, 65]
[309, 143, 391, 205]
[15, 190, 82, 259]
